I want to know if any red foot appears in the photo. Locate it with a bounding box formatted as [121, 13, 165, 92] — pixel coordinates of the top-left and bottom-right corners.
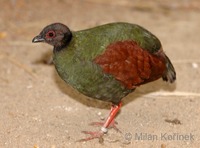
[89, 120, 121, 133]
[77, 131, 104, 142]
[78, 102, 122, 142]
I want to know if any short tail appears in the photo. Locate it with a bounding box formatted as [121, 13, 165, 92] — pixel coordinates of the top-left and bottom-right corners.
[162, 55, 176, 83]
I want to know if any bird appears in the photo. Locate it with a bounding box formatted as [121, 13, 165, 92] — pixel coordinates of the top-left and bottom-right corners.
[32, 22, 176, 141]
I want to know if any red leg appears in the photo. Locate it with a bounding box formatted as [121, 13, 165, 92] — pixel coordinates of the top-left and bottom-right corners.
[89, 103, 120, 131]
[78, 102, 122, 142]
[101, 102, 122, 132]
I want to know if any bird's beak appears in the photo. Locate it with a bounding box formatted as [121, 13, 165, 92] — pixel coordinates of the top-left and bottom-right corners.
[32, 35, 45, 43]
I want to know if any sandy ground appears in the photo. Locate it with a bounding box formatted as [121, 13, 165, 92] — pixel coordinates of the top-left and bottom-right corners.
[0, 0, 200, 147]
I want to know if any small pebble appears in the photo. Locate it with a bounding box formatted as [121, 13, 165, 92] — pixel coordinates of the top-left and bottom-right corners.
[64, 106, 72, 111]
[97, 112, 102, 116]
[192, 62, 198, 69]
[0, 32, 7, 39]
[27, 85, 33, 89]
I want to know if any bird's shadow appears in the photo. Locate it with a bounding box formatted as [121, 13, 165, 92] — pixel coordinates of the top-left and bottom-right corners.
[122, 79, 176, 106]
[35, 51, 176, 110]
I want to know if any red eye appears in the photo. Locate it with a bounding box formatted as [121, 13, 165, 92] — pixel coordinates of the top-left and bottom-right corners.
[46, 31, 56, 38]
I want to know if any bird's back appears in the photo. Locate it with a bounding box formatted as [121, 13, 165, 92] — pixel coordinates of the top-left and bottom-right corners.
[71, 22, 162, 61]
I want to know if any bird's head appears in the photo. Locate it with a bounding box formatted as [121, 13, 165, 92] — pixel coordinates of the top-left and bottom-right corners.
[32, 23, 72, 50]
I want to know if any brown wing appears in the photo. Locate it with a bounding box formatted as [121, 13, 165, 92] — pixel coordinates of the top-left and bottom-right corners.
[94, 40, 166, 89]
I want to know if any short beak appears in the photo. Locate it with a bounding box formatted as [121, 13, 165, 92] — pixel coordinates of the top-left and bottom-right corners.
[32, 35, 45, 43]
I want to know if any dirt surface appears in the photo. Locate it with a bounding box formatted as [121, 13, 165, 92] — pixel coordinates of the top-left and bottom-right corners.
[0, 0, 200, 147]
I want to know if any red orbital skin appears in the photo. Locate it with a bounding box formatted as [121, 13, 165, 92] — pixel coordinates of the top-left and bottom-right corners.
[94, 40, 166, 89]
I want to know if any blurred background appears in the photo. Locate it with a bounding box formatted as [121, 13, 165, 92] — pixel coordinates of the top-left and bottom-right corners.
[0, 0, 200, 147]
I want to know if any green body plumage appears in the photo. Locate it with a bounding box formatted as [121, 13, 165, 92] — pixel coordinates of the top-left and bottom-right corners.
[53, 22, 161, 104]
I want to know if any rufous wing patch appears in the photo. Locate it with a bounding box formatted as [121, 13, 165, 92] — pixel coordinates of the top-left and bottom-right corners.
[94, 41, 166, 89]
